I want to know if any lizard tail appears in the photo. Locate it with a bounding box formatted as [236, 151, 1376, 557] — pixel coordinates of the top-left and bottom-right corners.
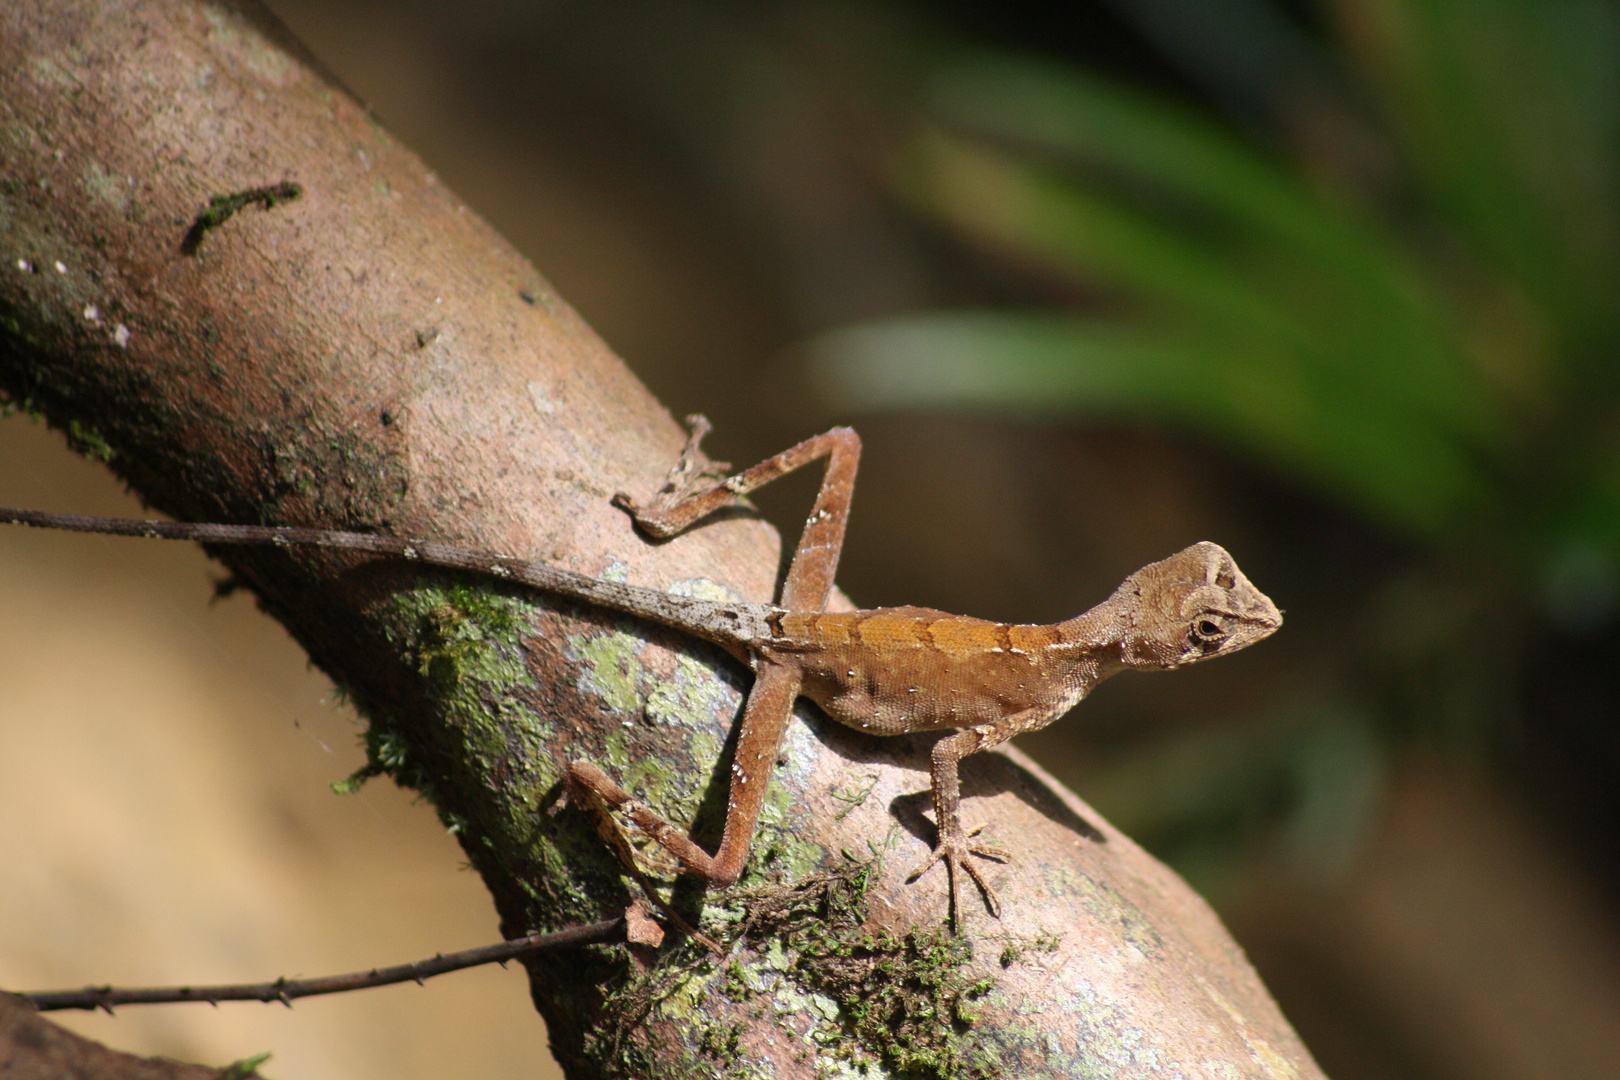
[0, 508, 771, 652]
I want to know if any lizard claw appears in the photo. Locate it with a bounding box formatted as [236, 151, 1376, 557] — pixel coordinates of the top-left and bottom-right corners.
[907, 831, 1007, 923]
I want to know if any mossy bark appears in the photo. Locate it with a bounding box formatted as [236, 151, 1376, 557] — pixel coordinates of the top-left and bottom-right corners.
[0, 2, 1327, 1077]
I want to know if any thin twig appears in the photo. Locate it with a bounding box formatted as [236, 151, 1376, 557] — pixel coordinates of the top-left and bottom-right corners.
[22, 919, 625, 1013]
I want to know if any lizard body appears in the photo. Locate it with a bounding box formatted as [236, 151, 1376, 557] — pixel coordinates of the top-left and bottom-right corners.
[0, 418, 1280, 921]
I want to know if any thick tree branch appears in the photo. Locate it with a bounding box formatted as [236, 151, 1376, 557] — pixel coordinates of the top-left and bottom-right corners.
[0, 993, 265, 1080]
[0, 1, 1325, 1077]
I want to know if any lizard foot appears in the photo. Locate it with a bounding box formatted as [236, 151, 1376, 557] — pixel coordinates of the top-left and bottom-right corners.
[612, 414, 732, 533]
[907, 827, 1011, 922]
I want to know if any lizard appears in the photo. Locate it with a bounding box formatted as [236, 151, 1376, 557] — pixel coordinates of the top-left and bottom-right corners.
[0, 416, 1281, 921]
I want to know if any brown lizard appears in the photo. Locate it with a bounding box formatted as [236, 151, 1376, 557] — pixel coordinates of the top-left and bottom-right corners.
[0, 417, 1280, 920]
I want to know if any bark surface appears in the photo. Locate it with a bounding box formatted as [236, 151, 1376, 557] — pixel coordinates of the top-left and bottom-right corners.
[0, 2, 1326, 1077]
[0, 993, 251, 1080]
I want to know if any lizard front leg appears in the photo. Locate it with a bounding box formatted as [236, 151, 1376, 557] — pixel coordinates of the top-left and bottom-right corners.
[908, 705, 1064, 921]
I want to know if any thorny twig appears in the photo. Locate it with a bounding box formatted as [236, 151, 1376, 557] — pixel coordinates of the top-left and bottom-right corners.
[22, 919, 624, 1013]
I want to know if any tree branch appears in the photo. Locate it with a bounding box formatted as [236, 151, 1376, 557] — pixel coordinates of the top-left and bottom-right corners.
[0, 1, 1325, 1077]
[24, 920, 625, 1013]
[0, 992, 266, 1080]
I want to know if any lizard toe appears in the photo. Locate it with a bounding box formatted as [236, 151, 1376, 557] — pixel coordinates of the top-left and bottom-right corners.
[907, 838, 1004, 924]
[904, 844, 950, 885]
[958, 855, 1002, 919]
[968, 843, 1010, 864]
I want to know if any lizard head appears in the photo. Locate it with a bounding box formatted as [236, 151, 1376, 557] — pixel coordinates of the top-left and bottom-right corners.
[1112, 542, 1281, 670]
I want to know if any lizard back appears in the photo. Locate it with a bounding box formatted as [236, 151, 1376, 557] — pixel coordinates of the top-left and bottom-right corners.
[766, 608, 1090, 736]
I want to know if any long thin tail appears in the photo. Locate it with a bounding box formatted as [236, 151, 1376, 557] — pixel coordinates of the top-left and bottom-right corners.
[0, 508, 771, 650]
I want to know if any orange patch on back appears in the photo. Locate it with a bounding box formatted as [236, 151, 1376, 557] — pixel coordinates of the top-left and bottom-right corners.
[926, 617, 1006, 658]
[852, 612, 928, 649]
[778, 612, 853, 645]
[1008, 624, 1060, 653]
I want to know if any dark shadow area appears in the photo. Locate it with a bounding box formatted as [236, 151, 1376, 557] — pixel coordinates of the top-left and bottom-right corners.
[803, 717, 1110, 849]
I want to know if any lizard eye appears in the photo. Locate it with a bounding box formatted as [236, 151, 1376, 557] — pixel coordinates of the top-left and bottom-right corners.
[1191, 616, 1228, 645]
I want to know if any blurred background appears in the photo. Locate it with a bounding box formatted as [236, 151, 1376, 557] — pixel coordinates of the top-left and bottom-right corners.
[3, 1, 1618, 1077]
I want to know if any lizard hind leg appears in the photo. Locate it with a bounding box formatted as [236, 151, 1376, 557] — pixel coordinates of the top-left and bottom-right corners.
[582, 422, 857, 921]
[563, 770, 722, 952]
[564, 761, 732, 884]
[564, 661, 804, 893]
[612, 420, 861, 615]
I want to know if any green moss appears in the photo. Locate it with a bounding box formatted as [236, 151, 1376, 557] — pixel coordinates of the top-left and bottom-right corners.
[729, 860, 998, 1079]
[998, 931, 1060, 969]
[752, 745, 836, 883]
[0, 391, 42, 419]
[568, 614, 755, 842]
[584, 953, 727, 1080]
[829, 773, 880, 820]
[569, 625, 700, 825]
[572, 628, 646, 715]
[217, 1051, 272, 1080]
[568, 626, 838, 906]
[696, 1019, 744, 1059]
[65, 418, 116, 463]
[405, 585, 529, 690]
[181, 182, 302, 255]
[339, 580, 547, 820]
[600, 724, 691, 824]
[0, 307, 44, 355]
[583, 856, 1003, 1078]
[646, 652, 734, 729]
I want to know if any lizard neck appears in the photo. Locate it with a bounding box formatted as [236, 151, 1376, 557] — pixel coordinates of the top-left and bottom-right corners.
[1046, 597, 1132, 682]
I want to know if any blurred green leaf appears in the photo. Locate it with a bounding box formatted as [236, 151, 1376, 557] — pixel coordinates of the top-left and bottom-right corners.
[811, 311, 1490, 535]
[924, 54, 1360, 263]
[1338, 0, 1620, 340]
[892, 120, 1496, 433]
[817, 7, 1620, 559]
